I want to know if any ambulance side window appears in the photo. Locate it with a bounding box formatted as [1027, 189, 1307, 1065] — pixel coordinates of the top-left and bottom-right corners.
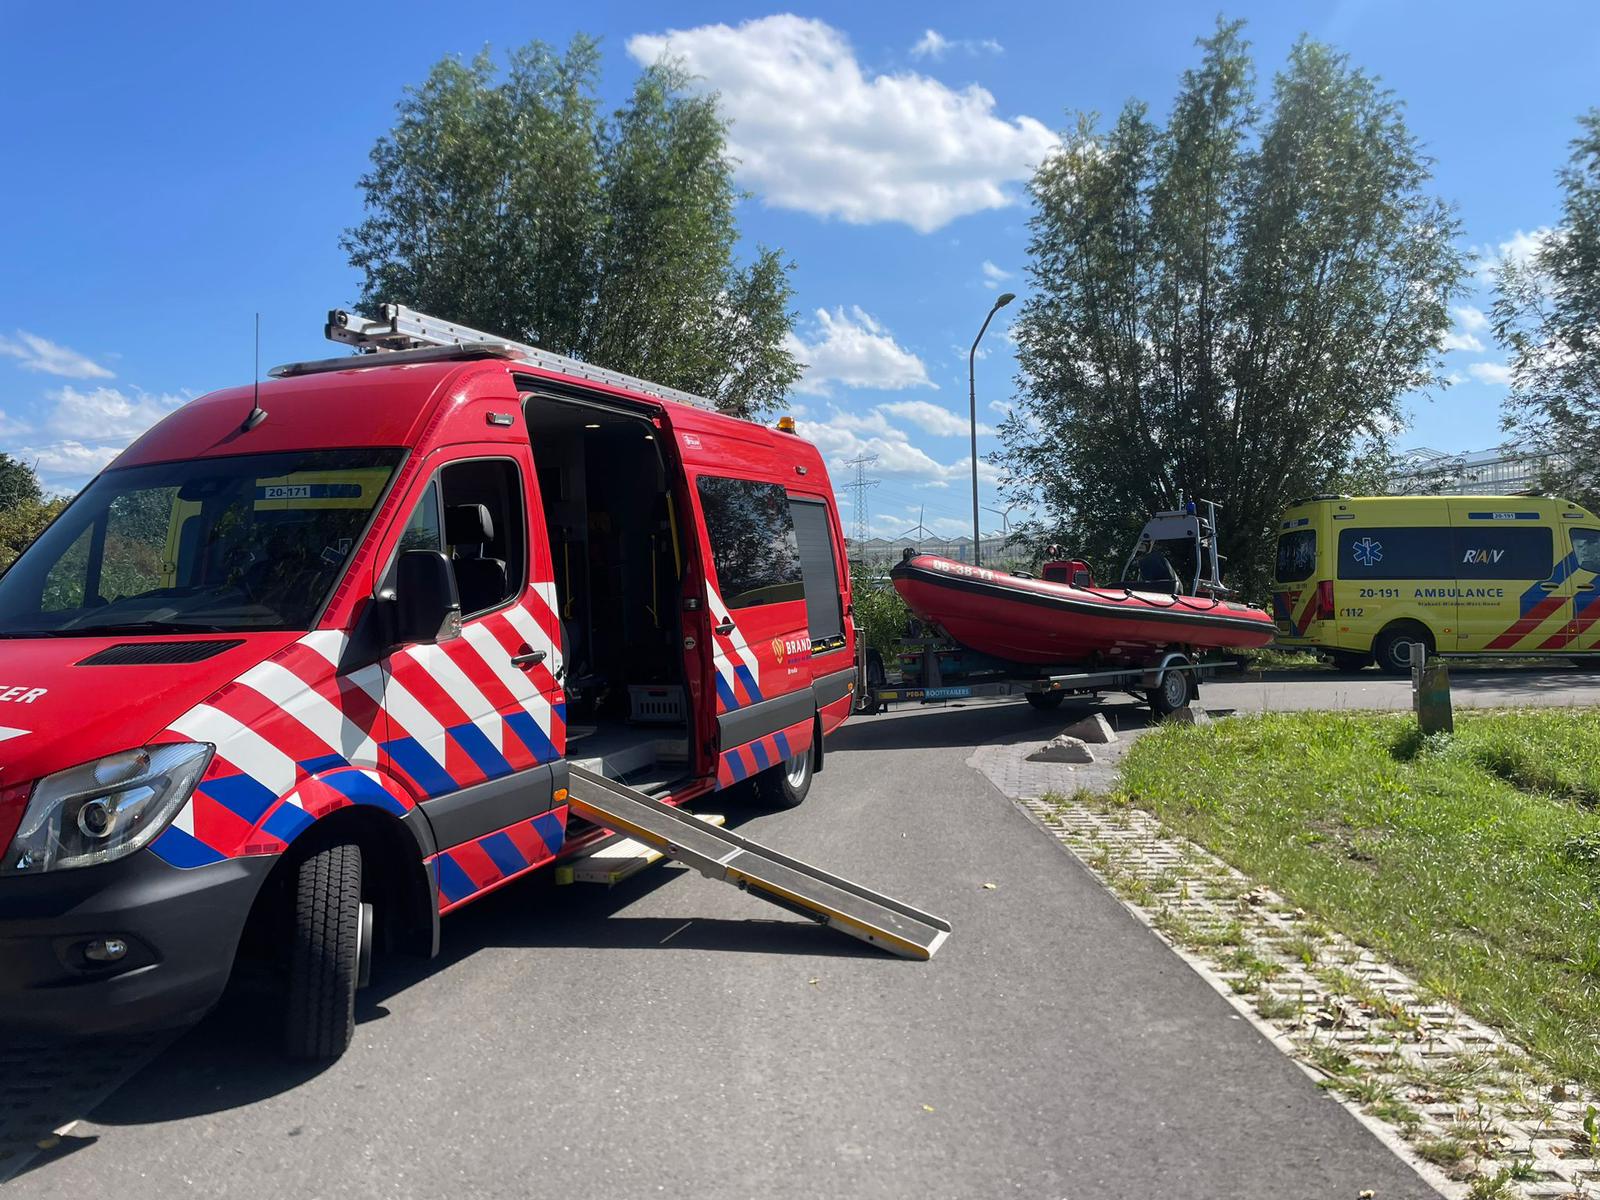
[697, 476, 804, 609]
[1573, 529, 1600, 575]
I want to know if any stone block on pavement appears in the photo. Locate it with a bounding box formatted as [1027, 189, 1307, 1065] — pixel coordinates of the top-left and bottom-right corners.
[1164, 707, 1211, 726]
[1060, 712, 1118, 745]
[1027, 735, 1095, 764]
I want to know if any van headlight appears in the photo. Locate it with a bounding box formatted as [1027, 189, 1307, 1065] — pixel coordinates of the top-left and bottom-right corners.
[3, 743, 214, 875]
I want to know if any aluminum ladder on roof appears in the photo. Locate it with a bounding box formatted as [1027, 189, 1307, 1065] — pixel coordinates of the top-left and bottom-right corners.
[269, 304, 720, 414]
[565, 765, 951, 961]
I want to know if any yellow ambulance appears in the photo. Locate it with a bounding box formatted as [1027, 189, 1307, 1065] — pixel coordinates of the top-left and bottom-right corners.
[1271, 494, 1600, 673]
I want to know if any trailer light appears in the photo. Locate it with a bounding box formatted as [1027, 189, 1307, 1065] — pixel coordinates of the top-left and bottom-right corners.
[3, 742, 214, 875]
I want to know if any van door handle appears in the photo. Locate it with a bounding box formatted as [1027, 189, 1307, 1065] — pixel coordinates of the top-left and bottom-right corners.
[511, 649, 547, 668]
[1537, 580, 1562, 591]
[713, 619, 735, 635]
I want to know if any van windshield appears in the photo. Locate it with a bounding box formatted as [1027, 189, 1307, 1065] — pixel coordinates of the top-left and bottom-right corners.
[0, 449, 401, 636]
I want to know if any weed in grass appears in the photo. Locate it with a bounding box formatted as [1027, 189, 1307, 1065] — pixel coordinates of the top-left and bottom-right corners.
[1369, 1096, 1423, 1132]
[1186, 919, 1247, 949]
[1284, 935, 1321, 968]
[1152, 908, 1195, 944]
[1118, 877, 1155, 907]
[1415, 1135, 1471, 1169]
[1306, 1042, 1361, 1078]
[1218, 947, 1285, 994]
[1465, 1166, 1531, 1199]
[1254, 991, 1304, 1022]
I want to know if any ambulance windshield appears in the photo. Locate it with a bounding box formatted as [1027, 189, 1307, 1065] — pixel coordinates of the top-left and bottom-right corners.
[0, 449, 401, 636]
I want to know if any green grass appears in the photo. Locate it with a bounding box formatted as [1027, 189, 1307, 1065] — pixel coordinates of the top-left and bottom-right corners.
[1113, 709, 1600, 1089]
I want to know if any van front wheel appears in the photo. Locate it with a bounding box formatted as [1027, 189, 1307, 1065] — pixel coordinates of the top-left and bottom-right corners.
[1374, 624, 1434, 676]
[748, 745, 814, 809]
[284, 841, 366, 1061]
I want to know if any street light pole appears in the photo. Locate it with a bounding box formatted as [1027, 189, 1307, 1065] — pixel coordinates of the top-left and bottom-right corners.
[969, 291, 1015, 567]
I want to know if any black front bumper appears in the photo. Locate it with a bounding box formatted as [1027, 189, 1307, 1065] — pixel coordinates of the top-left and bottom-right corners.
[0, 850, 273, 1037]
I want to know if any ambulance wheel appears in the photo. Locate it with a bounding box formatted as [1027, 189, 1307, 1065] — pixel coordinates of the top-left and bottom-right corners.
[749, 745, 814, 809]
[1025, 691, 1067, 711]
[284, 841, 365, 1061]
[1148, 667, 1192, 718]
[1329, 651, 1373, 673]
[1375, 623, 1434, 676]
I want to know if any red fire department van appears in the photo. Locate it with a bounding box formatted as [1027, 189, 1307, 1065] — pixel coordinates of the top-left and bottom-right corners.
[0, 307, 860, 1057]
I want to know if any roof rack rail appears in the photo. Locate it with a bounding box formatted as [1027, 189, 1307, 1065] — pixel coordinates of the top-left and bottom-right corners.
[270, 304, 719, 413]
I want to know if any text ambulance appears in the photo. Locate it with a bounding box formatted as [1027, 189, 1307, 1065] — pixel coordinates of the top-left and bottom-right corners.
[1272, 494, 1600, 673]
[0, 311, 857, 1057]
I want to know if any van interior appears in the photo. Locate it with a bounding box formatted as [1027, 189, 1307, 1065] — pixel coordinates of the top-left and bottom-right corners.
[522, 392, 693, 795]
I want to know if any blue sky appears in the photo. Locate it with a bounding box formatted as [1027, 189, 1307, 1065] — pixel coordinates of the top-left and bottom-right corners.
[2, 2, 1596, 539]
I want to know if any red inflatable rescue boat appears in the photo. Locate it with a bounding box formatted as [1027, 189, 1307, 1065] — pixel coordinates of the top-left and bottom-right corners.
[888, 503, 1274, 667]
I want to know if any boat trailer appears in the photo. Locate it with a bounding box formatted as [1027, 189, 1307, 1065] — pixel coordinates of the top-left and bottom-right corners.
[857, 636, 1212, 718]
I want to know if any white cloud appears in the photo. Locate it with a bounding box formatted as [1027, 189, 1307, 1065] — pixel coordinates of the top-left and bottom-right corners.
[1440, 329, 1485, 353]
[786, 306, 934, 396]
[0, 331, 114, 380]
[981, 261, 1012, 289]
[1473, 227, 1551, 282]
[881, 399, 992, 437]
[1467, 361, 1513, 386]
[910, 29, 952, 59]
[1452, 304, 1490, 333]
[627, 16, 1057, 233]
[910, 29, 1003, 60]
[12, 386, 188, 491]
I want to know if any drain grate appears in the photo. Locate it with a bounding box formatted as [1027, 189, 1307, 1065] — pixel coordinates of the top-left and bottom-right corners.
[0, 1034, 170, 1184]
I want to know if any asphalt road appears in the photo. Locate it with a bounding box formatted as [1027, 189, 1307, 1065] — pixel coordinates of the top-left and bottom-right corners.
[7, 670, 1533, 1200]
[1207, 660, 1600, 713]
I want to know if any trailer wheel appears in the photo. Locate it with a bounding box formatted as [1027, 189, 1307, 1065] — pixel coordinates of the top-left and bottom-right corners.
[284, 841, 366, 1061]
[1148, 667, 1192, 718]
[1025, 692, 1067, 711]
[749, 744, 814, 810]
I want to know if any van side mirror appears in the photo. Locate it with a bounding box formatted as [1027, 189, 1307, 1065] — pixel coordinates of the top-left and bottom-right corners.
[395, 550, 461, 645]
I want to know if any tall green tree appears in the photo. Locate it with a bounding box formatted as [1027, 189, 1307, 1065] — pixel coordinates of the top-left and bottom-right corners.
[998, 21, 1465, 596]
[0, 455, 66, 572]
[344, 37, 800, 420]
[1492, 110, 1600, 512]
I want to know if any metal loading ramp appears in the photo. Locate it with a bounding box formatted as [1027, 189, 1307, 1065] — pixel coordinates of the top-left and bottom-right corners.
[566, 766, 951, 960]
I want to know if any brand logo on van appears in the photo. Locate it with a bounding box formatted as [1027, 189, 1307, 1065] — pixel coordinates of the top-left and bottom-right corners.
[1462, 548, 1506, 565]
[0, 686, 46, 704]
[770, 635, 811, 666]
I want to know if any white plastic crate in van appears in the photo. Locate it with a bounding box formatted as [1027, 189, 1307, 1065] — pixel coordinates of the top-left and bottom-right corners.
[628, 684, 686, 725]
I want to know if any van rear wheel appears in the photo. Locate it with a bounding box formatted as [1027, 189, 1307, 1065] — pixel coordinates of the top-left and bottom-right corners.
[1374, 624, 1434, 676]
[284, 841, 366, 1061]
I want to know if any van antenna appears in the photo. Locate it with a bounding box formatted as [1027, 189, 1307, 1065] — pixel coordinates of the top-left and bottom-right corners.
[242, 312, 268, 431]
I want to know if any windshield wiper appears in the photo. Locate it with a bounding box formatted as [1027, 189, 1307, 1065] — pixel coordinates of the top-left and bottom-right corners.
[52, 620, 233, 637]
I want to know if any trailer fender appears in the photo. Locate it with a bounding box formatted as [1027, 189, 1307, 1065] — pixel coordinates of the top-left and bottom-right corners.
[1141, 651, 1194, 693]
